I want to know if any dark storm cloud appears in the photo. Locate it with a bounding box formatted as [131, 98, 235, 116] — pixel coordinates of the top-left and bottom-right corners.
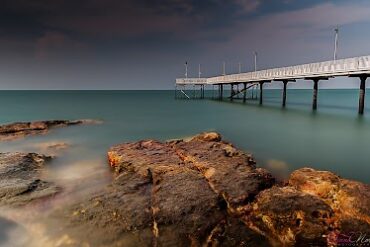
[0, 0, 370, 89]
[0, 0, 258, 40]
[0, 0, 259, 63]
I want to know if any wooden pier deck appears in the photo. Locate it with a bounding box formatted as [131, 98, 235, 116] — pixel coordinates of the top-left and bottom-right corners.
[175, 55, 370, 114]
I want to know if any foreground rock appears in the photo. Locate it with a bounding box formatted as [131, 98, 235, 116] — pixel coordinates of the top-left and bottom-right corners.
[0, 152, 59, 206]
[49, 133, 273, 246]
[246, 168, 370, 246]
[43, 132, 369, 247]
[0, 119, 100, 141]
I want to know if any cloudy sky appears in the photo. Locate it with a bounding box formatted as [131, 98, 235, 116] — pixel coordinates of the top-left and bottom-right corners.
[1, 0, 370, 89]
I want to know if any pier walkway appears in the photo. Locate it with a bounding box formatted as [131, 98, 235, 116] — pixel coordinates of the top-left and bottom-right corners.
[175, 55, 370, 114]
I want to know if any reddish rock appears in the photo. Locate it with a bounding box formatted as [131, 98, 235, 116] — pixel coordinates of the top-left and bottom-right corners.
[51, 132, 273, 246]
[0, 119, 100, 141]
[44, 133, 370, 247]
[170, 132, 275, 213]
[289, 168, 370, 236]
[245, 168, 370, 246]
[245, 186, 333, 246]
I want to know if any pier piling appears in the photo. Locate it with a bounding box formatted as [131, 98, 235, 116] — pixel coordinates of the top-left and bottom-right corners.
[313, 79, 318, 110]
[230, 84, 234, 101]
[243, 83, 247, 102]
[359, 76, 367, 115]
[282, 81, 287, 107]
[259, 82, 264, 105]
[220, 84, 223, 100]
[274, 79, 295, 107]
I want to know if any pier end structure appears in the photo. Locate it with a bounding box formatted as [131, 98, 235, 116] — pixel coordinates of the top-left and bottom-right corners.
[175, 78, 207, 99]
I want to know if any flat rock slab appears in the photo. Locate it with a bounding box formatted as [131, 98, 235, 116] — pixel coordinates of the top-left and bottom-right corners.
[0, 152, 59, 206]
[0, 119, 100, 141]
[169, 134, 275, 213]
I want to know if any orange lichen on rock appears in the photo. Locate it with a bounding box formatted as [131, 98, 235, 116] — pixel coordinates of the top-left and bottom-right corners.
[289, 168, 370, 232]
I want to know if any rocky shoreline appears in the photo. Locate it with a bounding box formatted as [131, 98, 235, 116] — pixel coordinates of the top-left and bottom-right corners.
[0, 119, 100, 141]
[45, 133, 370, 246]
[0, 120, 369, 246]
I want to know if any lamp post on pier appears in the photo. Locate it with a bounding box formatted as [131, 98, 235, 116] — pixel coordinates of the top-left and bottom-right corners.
[334, 26, 339, 61]
[185, 61, 188, 78]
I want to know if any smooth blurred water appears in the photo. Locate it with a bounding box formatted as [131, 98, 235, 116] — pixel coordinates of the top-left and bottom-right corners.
[0, 89, 369, 185]
[1, 89, 370, 246]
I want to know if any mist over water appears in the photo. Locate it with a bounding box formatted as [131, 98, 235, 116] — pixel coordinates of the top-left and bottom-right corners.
[0, 89, 369, 182]
[0, 89, 369, 245]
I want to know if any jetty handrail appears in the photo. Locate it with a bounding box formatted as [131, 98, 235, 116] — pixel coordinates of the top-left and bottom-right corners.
[176, 55, 370, 85]
[176, 78, 207, 85]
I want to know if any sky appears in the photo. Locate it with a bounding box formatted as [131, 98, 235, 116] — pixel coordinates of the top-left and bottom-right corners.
[1, 0, 370, 89]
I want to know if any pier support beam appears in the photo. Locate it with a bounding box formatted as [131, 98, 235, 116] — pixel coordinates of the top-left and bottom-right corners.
[282, 81, 287, 107]
[243, 83, 247, 102]
[274, 79, 295, 107]
[359, 76, 367, 115]
[312, 79, 318, 110]
[305, 77, 328, 111]
[230, 84, 234, 101]
[259, 82, 264, 105]
[219, 84, 223, 100]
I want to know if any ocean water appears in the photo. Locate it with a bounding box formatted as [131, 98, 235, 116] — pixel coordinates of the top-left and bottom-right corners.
[0, 89, 369, 183]
[0, 89, 370, 246]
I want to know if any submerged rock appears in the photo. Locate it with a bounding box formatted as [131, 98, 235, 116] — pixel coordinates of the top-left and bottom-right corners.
[30, 141, 70, 156]
[0, 119, 101, 141]
[0, 152, 59, 206]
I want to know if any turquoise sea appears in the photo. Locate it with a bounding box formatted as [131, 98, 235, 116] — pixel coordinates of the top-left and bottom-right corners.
[0, 89, 369, 184]
[1, 89, 370, 246]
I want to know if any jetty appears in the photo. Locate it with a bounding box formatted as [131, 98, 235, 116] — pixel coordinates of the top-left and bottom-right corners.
[175, 55, 370, 114]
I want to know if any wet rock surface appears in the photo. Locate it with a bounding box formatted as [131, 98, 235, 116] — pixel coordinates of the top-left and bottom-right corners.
[0, 152, 59, 206]
[246, 168, 370, 246]
[289, 168, 370, 243]
[245, 186, 334, 246]
[170, 133, 275, 213]
[49, 133, 274, 246]
[0, 119, 100, 141]
[2, 132, 368, 247]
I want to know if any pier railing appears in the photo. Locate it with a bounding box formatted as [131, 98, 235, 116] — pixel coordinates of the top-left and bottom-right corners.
[176, 55, 370, 85]
[176, 78, 207, 85]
